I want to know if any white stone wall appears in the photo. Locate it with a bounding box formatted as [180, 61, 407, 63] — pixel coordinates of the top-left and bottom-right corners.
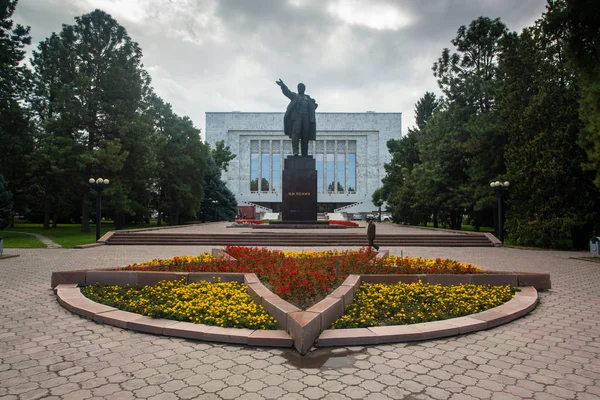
[205, 112, 402, 212]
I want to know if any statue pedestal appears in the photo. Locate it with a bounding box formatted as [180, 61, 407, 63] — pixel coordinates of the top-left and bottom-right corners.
[282, 156, 317, 222]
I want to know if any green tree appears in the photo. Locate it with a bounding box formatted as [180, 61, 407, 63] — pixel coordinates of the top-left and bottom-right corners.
[31, 9, 149, 232]
[431, 17, 509, 228]
[0, 174, 13, 230]
[414, 92, 439, 130]
[433, 16, 508, 112]
[545, 0, 600, 187]
[382, 94, 428, 225]
[499, 21, 598, 248]
[148, 95, 208, 225]
[0, 0, 33, 226]
[211, 140, 236, 172]
[200, 159, 237, 222]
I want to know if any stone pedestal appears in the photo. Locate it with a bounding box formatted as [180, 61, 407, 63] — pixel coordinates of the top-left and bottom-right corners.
[282, 156, 317, 222]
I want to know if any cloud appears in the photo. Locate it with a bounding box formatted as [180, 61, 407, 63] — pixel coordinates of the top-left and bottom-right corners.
[13, 0, 548, 138]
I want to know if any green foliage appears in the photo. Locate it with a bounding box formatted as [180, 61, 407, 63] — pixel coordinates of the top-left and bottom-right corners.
[371, 188, 384, 207]
[211, 140, 236, 172]
[414, 92, 439, 130]
[384, 10, 599, 246]
[433, 17, 507, 112]
[0, 174, 13, 230]
[200, 160, 237, 222]
[499, 22, 598, 248]
[545, 0, 600, 188]
[0, 0, 33, 224]
[149, 95, 208, 225]
[9, 7, 212, 230]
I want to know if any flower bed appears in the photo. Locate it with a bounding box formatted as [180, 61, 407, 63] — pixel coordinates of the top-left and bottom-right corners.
[81, 278, 278, 330]
[115, 247, 484, 309]
[384, 255, 482, 274]
[328, 220, 359, 227]
[332, 281, 515, 329]
[116, 253, 216, 271]
[235, 219, 266, 225]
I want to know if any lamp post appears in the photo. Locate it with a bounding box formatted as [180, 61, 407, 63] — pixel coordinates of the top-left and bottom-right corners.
[374, 200, 384, 223]
[490, 180, 510, 242]
[211, 199, 218, 222]
[89, 178, 110, 242]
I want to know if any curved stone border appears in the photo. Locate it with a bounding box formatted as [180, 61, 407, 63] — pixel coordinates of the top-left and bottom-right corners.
[316, 286, 538, 347]
[54, 277, 293, 348]
[51, 248, 550, 354]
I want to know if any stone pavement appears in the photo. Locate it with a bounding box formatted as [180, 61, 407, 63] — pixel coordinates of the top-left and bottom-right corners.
[1, 242, 599, 400]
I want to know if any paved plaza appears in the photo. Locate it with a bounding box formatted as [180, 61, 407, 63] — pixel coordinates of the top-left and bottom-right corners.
[1, 223, 599, 399]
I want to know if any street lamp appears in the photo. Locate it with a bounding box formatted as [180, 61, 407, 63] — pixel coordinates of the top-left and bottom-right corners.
[490, 180, 510, 242]
[374, 199, 384, 222]
[89, 177, 110, 241]
[211, 199, 218, 222]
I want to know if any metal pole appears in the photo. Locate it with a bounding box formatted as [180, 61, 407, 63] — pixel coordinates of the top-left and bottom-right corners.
[497, 191, 503, 243]
[96, 190, 101, 242]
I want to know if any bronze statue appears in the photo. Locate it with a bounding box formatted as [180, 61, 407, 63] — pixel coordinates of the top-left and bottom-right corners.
[276, 79, 318, 156]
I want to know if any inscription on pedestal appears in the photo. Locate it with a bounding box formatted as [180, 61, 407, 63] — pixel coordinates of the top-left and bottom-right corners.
[282, 156, 317, 222]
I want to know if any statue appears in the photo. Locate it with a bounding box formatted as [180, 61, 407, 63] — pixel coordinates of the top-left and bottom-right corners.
[276, 79, 318, 156]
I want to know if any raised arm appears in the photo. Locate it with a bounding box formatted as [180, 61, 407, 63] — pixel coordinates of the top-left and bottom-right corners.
[276, 78, 295, 100]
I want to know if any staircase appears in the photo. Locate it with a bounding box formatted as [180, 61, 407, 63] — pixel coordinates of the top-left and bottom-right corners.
[105, 231, 495, 247]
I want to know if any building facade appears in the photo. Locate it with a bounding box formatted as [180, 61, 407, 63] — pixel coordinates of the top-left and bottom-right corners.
[205, 112, 402, 213]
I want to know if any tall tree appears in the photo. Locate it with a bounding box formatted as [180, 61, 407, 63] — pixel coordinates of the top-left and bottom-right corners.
[148, 95, 208, 225]
[432, 17, 509, 228]
[31, 10, 149, 232]
[499, 21, 598, 248]
[0, 174, 13, 230]
[545, 0, 600, 187]
[200, 159, 237, 222]
[0, 0, 33, 225]
[433, 16, 508, 112]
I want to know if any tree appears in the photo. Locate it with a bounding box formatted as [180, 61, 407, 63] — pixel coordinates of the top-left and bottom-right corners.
[0, 0, 33, 226]
[431, 17, 509, 228]
[414, 92, 439, 130]
[200, 159, 237, 222]
[211, 140, 236, 172]
[545, 0, 600, 187]
[148, 95, 208, 225]
[0, 174, 13, 230]
[499, 21, 598, 248]
[31, 9, 149, 232]
[433, 16, 508, 112]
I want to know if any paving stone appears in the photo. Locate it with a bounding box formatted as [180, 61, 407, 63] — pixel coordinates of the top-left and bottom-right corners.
[1, 237, 598, 400]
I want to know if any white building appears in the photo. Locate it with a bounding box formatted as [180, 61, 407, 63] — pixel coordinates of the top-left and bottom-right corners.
[205, 112, 402, 213]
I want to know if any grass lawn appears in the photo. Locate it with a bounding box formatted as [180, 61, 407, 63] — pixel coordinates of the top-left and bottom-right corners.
[2, 222, 158, 248]
[0, 231, 46, 248]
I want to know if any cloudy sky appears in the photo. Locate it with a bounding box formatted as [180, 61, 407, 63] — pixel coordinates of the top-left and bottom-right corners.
[14, 0, 548, 136]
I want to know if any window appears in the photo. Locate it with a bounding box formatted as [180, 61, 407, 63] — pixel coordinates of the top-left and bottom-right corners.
[336, 153, 345, 192]
[272, 154, 281, 192]
[316, 153, 324, 193]
[326, 152, 335, 192]
[261, 152, 270, 192]
[250, 152, 259, 191]
[347, 153, 356, 193]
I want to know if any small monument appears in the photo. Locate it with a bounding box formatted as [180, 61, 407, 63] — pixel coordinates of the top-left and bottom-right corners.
[276, 79, 318, 222]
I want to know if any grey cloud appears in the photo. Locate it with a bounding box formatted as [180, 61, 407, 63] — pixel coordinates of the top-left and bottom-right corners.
[13, 0, 547, 135]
